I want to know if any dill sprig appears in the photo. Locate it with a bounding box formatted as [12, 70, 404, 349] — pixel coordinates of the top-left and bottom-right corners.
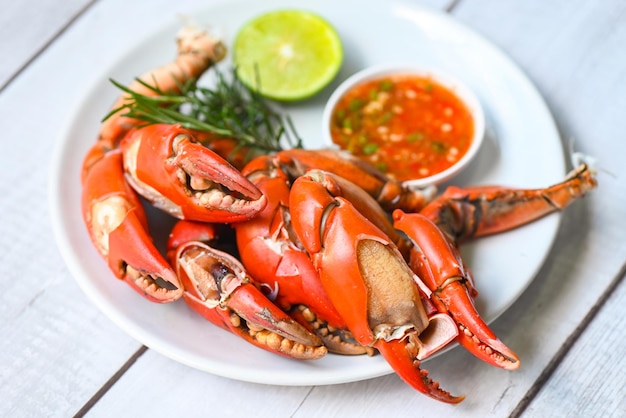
[106, 67, 303, 154]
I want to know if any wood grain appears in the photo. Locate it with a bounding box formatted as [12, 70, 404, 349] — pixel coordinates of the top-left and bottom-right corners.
[523, 266, 626, 417]
[0, 0, 93, 90]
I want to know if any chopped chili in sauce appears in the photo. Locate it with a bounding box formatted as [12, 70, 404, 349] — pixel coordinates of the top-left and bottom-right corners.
[329, 74, 475, 182]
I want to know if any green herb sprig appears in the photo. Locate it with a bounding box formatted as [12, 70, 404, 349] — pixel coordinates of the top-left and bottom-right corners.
[105, 67, 303, 156]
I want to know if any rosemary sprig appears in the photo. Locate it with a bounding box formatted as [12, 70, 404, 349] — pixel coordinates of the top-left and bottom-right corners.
[106, 67, 303, 155]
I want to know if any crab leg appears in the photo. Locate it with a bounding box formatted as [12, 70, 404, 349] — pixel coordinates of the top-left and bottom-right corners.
[167, 220, 327, 360]
[289, 171, 462, 404]
[82, 150, 182, 303]
[121, 123, 266, 222]
[393, 210, 520, 370]
[421, 163, 597, 243]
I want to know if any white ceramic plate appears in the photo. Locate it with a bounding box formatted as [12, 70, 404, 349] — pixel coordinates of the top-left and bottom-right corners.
[49, 0, 565, 386]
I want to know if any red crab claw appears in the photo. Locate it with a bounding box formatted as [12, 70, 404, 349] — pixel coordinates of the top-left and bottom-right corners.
[393, 210, 520, 370]
[289, 171, 462, 404]
[81, 149, 182, 303]
[421, 163, 598, 243]
[235, 156, 370, 355]
[81, 27, 226, 183]
[167, 220, 327, 360]
[121, 123, 266, 223]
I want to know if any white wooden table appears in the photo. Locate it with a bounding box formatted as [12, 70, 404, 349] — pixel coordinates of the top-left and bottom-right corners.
[2, 0, 625, 416]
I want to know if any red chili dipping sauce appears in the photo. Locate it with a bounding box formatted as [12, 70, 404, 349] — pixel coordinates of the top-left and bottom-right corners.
[329, 74, 475, 182]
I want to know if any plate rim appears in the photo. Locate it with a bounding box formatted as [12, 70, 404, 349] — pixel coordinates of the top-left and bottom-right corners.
[49, 0, 564, 387]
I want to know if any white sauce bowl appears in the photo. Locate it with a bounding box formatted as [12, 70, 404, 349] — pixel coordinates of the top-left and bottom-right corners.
[322, 64, 485, 189]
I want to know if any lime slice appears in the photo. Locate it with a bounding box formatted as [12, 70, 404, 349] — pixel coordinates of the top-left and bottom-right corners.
[234, 10, 343, 101]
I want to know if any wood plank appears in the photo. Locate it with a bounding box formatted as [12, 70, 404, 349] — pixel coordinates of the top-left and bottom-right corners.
[0, 0, 92, 90]
[86, 350, 314, 417]
[522, 269, 626, 417]
[0, 243, 139, 417]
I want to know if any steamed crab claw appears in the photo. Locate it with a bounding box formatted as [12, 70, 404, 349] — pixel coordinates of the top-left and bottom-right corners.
[81, 26, 226, 182]
[289, 171, 462, 404]
[82, 150, 182, 303]
[393, 210, 520, 370]
[167, 220, 327, 360]
[121, 123, 267, 222]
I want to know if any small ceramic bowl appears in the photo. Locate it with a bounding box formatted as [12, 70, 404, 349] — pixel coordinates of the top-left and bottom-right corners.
[322, 64, 485, 188]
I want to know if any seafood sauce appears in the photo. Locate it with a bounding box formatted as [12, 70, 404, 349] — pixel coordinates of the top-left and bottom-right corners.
[329, 74, 475, 182]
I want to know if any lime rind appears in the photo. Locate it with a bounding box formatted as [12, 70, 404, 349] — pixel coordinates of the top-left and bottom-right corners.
[234, 10, 343, 101]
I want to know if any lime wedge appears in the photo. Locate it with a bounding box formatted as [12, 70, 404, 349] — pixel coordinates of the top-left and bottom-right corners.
[234, 10, 343, 101]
